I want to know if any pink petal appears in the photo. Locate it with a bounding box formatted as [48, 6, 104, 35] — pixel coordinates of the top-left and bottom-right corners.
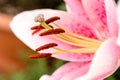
[40, 61, 91, 80]
[10, 9, 97, 61]
[81, 0, 109, 40]
[105, 0, 118, 36]
[76, 37, 120, 80]
[64, 0, 90, 22]
[64, 0, 99, 39]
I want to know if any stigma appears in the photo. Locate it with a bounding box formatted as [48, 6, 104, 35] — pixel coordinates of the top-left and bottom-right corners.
[29, 14, 102, 59]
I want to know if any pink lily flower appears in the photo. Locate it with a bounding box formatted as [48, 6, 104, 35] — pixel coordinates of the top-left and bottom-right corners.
[10, 0, 120, 80]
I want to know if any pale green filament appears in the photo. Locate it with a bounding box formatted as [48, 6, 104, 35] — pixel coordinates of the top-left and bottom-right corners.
[51, 35, 88, 47]
[57, 34, 100, 48]
[40, 22, 53, 29]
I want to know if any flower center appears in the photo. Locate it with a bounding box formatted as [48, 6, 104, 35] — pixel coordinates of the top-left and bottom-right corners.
[29, 14, 102, 59]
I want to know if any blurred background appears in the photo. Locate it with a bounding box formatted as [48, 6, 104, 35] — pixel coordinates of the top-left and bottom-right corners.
[0, 0, 119, 80]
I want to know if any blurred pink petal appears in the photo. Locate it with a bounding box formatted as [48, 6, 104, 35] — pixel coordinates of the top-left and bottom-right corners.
[105, 0, 118, 36]
[81, 0, 109, 40]
[64, 0, 110, 40]
[64, 0, 89, 22]
[40, 61, 90, 80]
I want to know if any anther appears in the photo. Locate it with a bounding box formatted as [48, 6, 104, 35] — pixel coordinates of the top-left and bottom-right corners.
[32, 29, 41, 35]
[40, 28, 65, 36]
[31, 25, 54, 35]
[31, 24, 53, 30]
[31, 25, 43, 30]
[45, 16, 60, 24]
[29, 53, 51, 59]
[31, 25, 44, 35]
[36, 43, 58, 51]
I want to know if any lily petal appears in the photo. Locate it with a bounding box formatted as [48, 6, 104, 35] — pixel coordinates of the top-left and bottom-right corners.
[81, 0, 109, 40]
[10, 9, 97, 61]
[105, 0, 118, 36]
[40, 61, 90, 80]
[64, 0, 89, 22]
[76, 37, 120, 80]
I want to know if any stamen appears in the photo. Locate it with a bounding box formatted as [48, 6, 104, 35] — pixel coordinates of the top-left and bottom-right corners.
[36, 43, 58, 51]
[40, 28, 65, 36]
[51, 35, 84, 47]
[32, 29, 41, 35]
[40, 22, 53, 29]
[31, 25, 44, 35]
[31, 15, 103, 57]
[31, 25, 54, 35]
[58, 34, 100, 48]
[31, 25, 43, 30]
[34, 14, 60, 30]
[45, 16, 60, 24]
[38, 16, 60, 29]
[47, 25, 54, 28]
[53, 47, 97, 54]
[51, 35, 100, 48]
[29, 53, 51, 59]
